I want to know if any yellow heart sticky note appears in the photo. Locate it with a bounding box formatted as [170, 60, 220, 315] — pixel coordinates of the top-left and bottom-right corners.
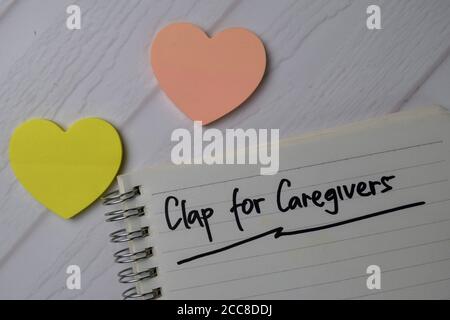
[9, 118, 122, 219]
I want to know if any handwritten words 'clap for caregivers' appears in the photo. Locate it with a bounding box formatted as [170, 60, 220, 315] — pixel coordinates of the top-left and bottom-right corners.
[164, 175, 396, 242]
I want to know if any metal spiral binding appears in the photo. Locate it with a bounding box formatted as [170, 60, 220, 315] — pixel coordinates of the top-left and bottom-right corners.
[103, 187, 162, 300]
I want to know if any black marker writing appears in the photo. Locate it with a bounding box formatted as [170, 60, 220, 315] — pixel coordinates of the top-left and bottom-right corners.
[177, 201, 426, 265]
[164, 195, 214, 242]
[276, 175, 396, 215]
[164, 175, 397, 243]
[230, 188, 266, 231]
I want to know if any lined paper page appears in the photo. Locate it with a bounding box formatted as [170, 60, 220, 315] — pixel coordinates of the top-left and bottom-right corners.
[119, 107, 450, 299]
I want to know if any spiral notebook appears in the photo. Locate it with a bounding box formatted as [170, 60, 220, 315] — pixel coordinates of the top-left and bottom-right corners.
[104, 106, 450, 299]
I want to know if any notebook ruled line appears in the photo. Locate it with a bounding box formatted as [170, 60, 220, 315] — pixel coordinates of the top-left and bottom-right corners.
[347, 277, 450, 300]
[171, 237, 450, 293]
[152, 140, 443, 196]
[158, 178, 447, 235]
[166, 214, 450, 272]
[163, 198, 450, 255]
[152, 159, 445, 216]
[236, 257, 450, 300]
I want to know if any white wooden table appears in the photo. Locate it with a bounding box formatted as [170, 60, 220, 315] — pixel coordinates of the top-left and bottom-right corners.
[0, 0, 449, 299]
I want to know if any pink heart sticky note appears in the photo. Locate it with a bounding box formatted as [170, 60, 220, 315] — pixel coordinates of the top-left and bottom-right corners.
[151, 23, 266, 125]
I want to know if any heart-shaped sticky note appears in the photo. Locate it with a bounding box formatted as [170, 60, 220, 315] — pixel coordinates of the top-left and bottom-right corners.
[9, 118, 122, 219]
[151, 23, 266, 125]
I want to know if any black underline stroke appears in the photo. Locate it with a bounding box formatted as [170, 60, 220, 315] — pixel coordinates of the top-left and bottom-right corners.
[177, 201, 426, 265]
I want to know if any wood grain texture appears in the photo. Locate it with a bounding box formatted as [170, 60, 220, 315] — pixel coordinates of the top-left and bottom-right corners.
[0, 0, 449, 299]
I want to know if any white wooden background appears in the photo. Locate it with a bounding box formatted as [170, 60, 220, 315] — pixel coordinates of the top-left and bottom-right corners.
[0, 0, 449, 299]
